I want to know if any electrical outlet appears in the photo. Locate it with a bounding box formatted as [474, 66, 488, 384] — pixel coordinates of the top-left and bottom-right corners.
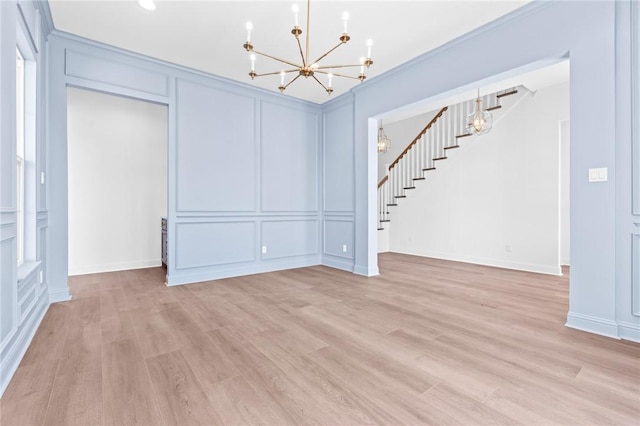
[588, 167, 608, 182]
[262, 245, 267, 254]
[342, 244, 347, 253]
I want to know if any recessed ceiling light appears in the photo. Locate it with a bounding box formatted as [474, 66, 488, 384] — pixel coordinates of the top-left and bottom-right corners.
[138, 0, 156, 11]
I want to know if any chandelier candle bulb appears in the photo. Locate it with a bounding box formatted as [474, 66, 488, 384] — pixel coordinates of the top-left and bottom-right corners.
[367, 39, 373, 59]
[246, 22, 253, 43]
[250, 54, 256, 71]
[280, 71, 285, 85]
[342, 11, 349, 34]
[292, 4, 299, 27]
[328, 73, 333, 87]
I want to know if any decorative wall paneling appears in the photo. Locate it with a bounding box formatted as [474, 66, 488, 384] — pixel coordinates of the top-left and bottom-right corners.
[321, 94, 356, 272]
[629, 1, 640, 330]
[48, 34, 323, 289]
[0, 0, 51, 397]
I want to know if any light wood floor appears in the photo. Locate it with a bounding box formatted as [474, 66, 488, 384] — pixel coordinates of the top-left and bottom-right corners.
[2, 253, 639, 425]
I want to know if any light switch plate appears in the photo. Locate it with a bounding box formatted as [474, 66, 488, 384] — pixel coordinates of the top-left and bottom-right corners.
[588, 167, 608, 183]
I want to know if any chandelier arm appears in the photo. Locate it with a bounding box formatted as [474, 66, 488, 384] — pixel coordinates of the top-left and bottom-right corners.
[310, 41, 346, 67]
[314, 70, 361, 80]
[254, 69, 299, 77]
[296, 37, 306, 68]
[315, 64, 363, 70]
[251, 49, 302, 69]
[311, 74, 329, 91]
[283, 73, 302, 90]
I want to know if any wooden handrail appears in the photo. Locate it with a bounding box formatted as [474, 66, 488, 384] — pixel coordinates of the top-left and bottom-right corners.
[388, 107, 448, 171]
[377, 175, 389, 188]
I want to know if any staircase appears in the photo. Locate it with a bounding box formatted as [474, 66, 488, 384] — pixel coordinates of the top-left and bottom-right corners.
[377, 88, 519, 230]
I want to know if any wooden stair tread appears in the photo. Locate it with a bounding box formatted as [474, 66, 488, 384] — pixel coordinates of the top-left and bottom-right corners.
[456, 133, 472, 138]
[403, 187, 416, 190]
[387, 203, 398, 206]
[413, 177, 426, 181]
[394, 196, 407, 199]
[423, 167, 436, 171]
[496, 89, 518, 98]
[433, 157, 447, 161]
[486, 105, 502, 112]
[444, 145, 460, 150]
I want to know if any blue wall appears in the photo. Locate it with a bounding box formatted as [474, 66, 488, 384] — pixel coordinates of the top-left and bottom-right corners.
[322, 94, 356, 271]
[46, 31, 323, 288]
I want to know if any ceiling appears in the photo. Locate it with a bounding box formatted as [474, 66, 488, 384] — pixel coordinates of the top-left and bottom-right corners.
[49, 1, 530, 104]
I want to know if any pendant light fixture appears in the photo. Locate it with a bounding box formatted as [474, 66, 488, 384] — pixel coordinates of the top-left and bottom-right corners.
[377, 121, 391, 154]
[243, 0, 373, 95]
[466, 89, 493, 135]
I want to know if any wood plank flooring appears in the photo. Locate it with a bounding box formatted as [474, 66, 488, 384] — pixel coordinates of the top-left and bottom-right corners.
[2, 253, 639, 425]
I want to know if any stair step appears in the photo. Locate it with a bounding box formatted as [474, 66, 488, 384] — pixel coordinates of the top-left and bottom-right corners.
[456, 133, 472, 138]
[394, 196, 406, 199]
[444, 145, 460, 151]
[387, 203, 398, 206]
[403, 186, 416, 190]
[423, 167, 436, 171]
[486, 105, 502, 112]
[497, 89, 518, 98]
[377, 227, 384, 230]
[433, 157, 447, 161]
[413, 177, 426, 181]
[380, 219, 390, 223]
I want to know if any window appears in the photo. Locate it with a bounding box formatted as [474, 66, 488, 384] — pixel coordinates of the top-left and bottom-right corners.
[16, 47, 25, 266]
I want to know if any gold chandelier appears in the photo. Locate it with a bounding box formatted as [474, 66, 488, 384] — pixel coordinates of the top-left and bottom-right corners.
[243, 0, 373, 95]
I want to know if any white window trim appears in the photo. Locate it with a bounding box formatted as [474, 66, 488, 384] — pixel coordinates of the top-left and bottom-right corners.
[16, 47, 25, 267]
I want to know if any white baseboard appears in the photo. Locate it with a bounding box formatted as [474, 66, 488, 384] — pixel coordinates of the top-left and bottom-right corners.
[49, 287, 72, 303]
[166, 256, 321, 286]
[565, 311, 620, 339]
[69, 259, 161, 276]
[617, 321, 640, 343]
[353, 264, 379, 277]
[391, 248, 562, 276]
[0, 297, 49, 398]
[321, 256, 354, 273]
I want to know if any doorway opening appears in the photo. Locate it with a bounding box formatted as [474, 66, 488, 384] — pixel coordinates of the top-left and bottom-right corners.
[67, 87, 168, 276]
[374, 59, 570, 279]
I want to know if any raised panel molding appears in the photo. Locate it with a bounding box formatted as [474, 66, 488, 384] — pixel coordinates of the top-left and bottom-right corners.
[323, 219, 354, 259]
[261, 101, 319, 212]
[633, 1, 640, 215]
[175, 221, 255, 270]
[261, 219, 319, 260]
[633, 233, 640, 317]
[323, 101, 355, 212]
[65, 50, 169, 97]
[176, 79, 257, 213]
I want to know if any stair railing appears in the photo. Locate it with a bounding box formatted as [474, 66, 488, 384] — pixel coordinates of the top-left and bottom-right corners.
[376, 88, 518, 230]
